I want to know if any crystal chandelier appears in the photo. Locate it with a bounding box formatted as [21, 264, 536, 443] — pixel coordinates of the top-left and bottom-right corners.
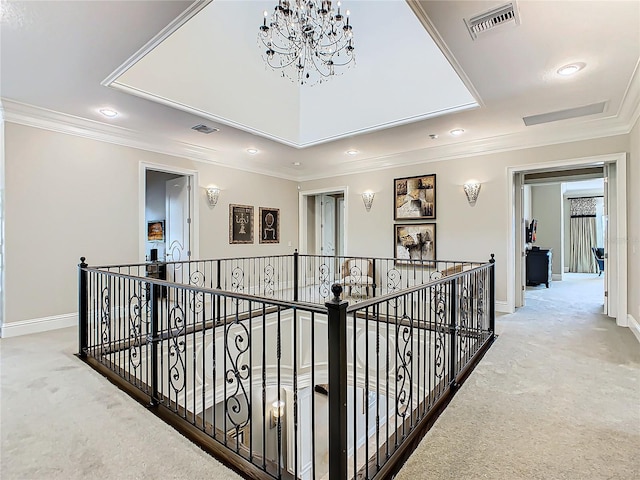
[258, 0, 355, 85]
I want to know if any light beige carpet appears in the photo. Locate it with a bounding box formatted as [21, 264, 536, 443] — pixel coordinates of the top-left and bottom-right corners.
[397, 273, 640, 480]
[1, 274, 638, 479]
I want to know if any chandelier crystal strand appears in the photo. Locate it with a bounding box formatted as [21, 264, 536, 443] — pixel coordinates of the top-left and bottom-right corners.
[258, 0, 355, 85]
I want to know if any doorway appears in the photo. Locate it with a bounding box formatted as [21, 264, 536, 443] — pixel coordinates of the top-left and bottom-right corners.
[508, 153, 627, 326]
[299, 187, 348, 256]
[140, 163, 199, 273]
[298, 187, 348, 284]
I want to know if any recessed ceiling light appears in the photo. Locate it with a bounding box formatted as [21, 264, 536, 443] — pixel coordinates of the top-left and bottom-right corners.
[246, 148, 258, 155]
[99, 108, 118, 118]
[346, 149, 359, 156]
[450, 129, 465, 136]
[557, 62, 585, 76]
[292, 162, 301, 166]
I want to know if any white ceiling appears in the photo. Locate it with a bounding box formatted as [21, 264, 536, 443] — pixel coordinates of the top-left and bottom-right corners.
[1, 0, 639, 181]
[109, 1, 477, 148]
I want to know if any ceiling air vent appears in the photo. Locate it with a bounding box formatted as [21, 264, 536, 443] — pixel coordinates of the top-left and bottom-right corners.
[191, 124, 219, 134]
[465, 2, 520, 40]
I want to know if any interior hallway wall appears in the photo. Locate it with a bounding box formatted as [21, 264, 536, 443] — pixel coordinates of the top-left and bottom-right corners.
[300, 134, 630, 311]
[531, 184, 564, 279]
[3, 123, 298, 329]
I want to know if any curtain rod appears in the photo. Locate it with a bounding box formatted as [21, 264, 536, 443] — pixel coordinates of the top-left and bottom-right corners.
[567, 195, 604, 199]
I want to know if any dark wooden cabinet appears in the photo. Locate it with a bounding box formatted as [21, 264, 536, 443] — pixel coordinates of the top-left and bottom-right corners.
[146, 262, 167, 297]
[526, 248, 552, 288]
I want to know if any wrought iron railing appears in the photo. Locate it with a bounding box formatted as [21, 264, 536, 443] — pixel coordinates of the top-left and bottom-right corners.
[78, 253, 495, 480]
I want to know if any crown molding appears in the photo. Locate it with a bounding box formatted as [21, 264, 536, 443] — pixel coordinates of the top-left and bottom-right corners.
[297, 115, 632, 181]
[0, 99, 299, 182]
[2, 77, 638, 183]
[101, 0, 213, 87]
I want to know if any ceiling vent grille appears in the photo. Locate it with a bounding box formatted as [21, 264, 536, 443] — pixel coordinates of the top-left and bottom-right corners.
[191, 124, 219, 134]
[465, 2, 520, 39]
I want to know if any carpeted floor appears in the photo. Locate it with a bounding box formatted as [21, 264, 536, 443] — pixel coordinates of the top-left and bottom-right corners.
[1, 273, 638, 479]
[397, 273, 640, 480]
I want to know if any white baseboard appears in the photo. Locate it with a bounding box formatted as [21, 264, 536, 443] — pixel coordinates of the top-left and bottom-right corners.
[496, 301, 512, 314]
[1, 313, 77, 338]
[552, 274, 563, 281]
[628, 314, 640, 344]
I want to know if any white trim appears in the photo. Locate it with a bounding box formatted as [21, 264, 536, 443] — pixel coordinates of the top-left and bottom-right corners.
[139, 163, 200, 263]
[1, 313, 76, 338]
[101, 1, 212, 86]
[552, 274, 563, 281]
[613, 157, 627, 327]
[507, 153, 627, 321]
[0, 102, 5, 334]
[495, 301, 512, 314]
[628, 314, 640, 344]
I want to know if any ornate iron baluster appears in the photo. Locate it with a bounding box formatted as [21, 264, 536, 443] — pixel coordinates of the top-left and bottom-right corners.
[396, 314, 413, 417]
[224, 319, 251, 435]
[168, 304, 186, 395]
[100, 286, 111, 355]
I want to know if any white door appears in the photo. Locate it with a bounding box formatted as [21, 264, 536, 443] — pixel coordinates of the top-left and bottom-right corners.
[165, 175, 192, 283]
[321, 195, 336, 257]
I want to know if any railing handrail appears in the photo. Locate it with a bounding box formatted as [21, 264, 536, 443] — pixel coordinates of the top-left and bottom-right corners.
[90, 253, 294, 270]
[81, 265, 328, 314]
[345, 262, 494, 313]
[89, 252, 489, 271]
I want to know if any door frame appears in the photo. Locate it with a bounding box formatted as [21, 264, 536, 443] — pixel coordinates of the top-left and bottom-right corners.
[298, 186, 349, 255]
[507, 152, 627, 325]
[139, 162, 199, 262]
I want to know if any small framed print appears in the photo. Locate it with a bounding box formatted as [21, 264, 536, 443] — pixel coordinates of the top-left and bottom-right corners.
[259, 207, 280, 244]
[229, 204, 254, 244]
[394, 174, 436, 220]
[147, 220, 165, 241]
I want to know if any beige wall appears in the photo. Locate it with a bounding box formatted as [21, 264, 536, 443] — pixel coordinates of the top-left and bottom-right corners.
[3, 121, 637, 327]
[4, 123, 298, 324]
[629, 116, 640, 326]
[301, 134, 630, 308]
[531, 184, 564, 278]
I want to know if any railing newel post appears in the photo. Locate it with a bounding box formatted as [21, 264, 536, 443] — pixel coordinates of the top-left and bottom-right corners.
[326, 283, 348, 480]
[78, 257, 88, 358]
[489, 253, 496, 336]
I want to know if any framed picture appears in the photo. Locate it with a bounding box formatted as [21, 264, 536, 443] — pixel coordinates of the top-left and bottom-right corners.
[259, 207, 280, 244]
[394, 174, 436, 220]
[147, 220, 165, 241]
[394, 223, 436, 264]
[229, 204, 254, 244]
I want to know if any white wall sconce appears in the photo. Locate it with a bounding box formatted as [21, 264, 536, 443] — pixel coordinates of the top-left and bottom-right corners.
[270, 400, 285, 428]
[206, 186, 220, 207]
[362, 191, 375, 212]
[463, 183, 481, 206]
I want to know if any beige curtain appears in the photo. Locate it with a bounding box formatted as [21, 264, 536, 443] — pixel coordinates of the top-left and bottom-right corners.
[569, 198, 597, 273]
